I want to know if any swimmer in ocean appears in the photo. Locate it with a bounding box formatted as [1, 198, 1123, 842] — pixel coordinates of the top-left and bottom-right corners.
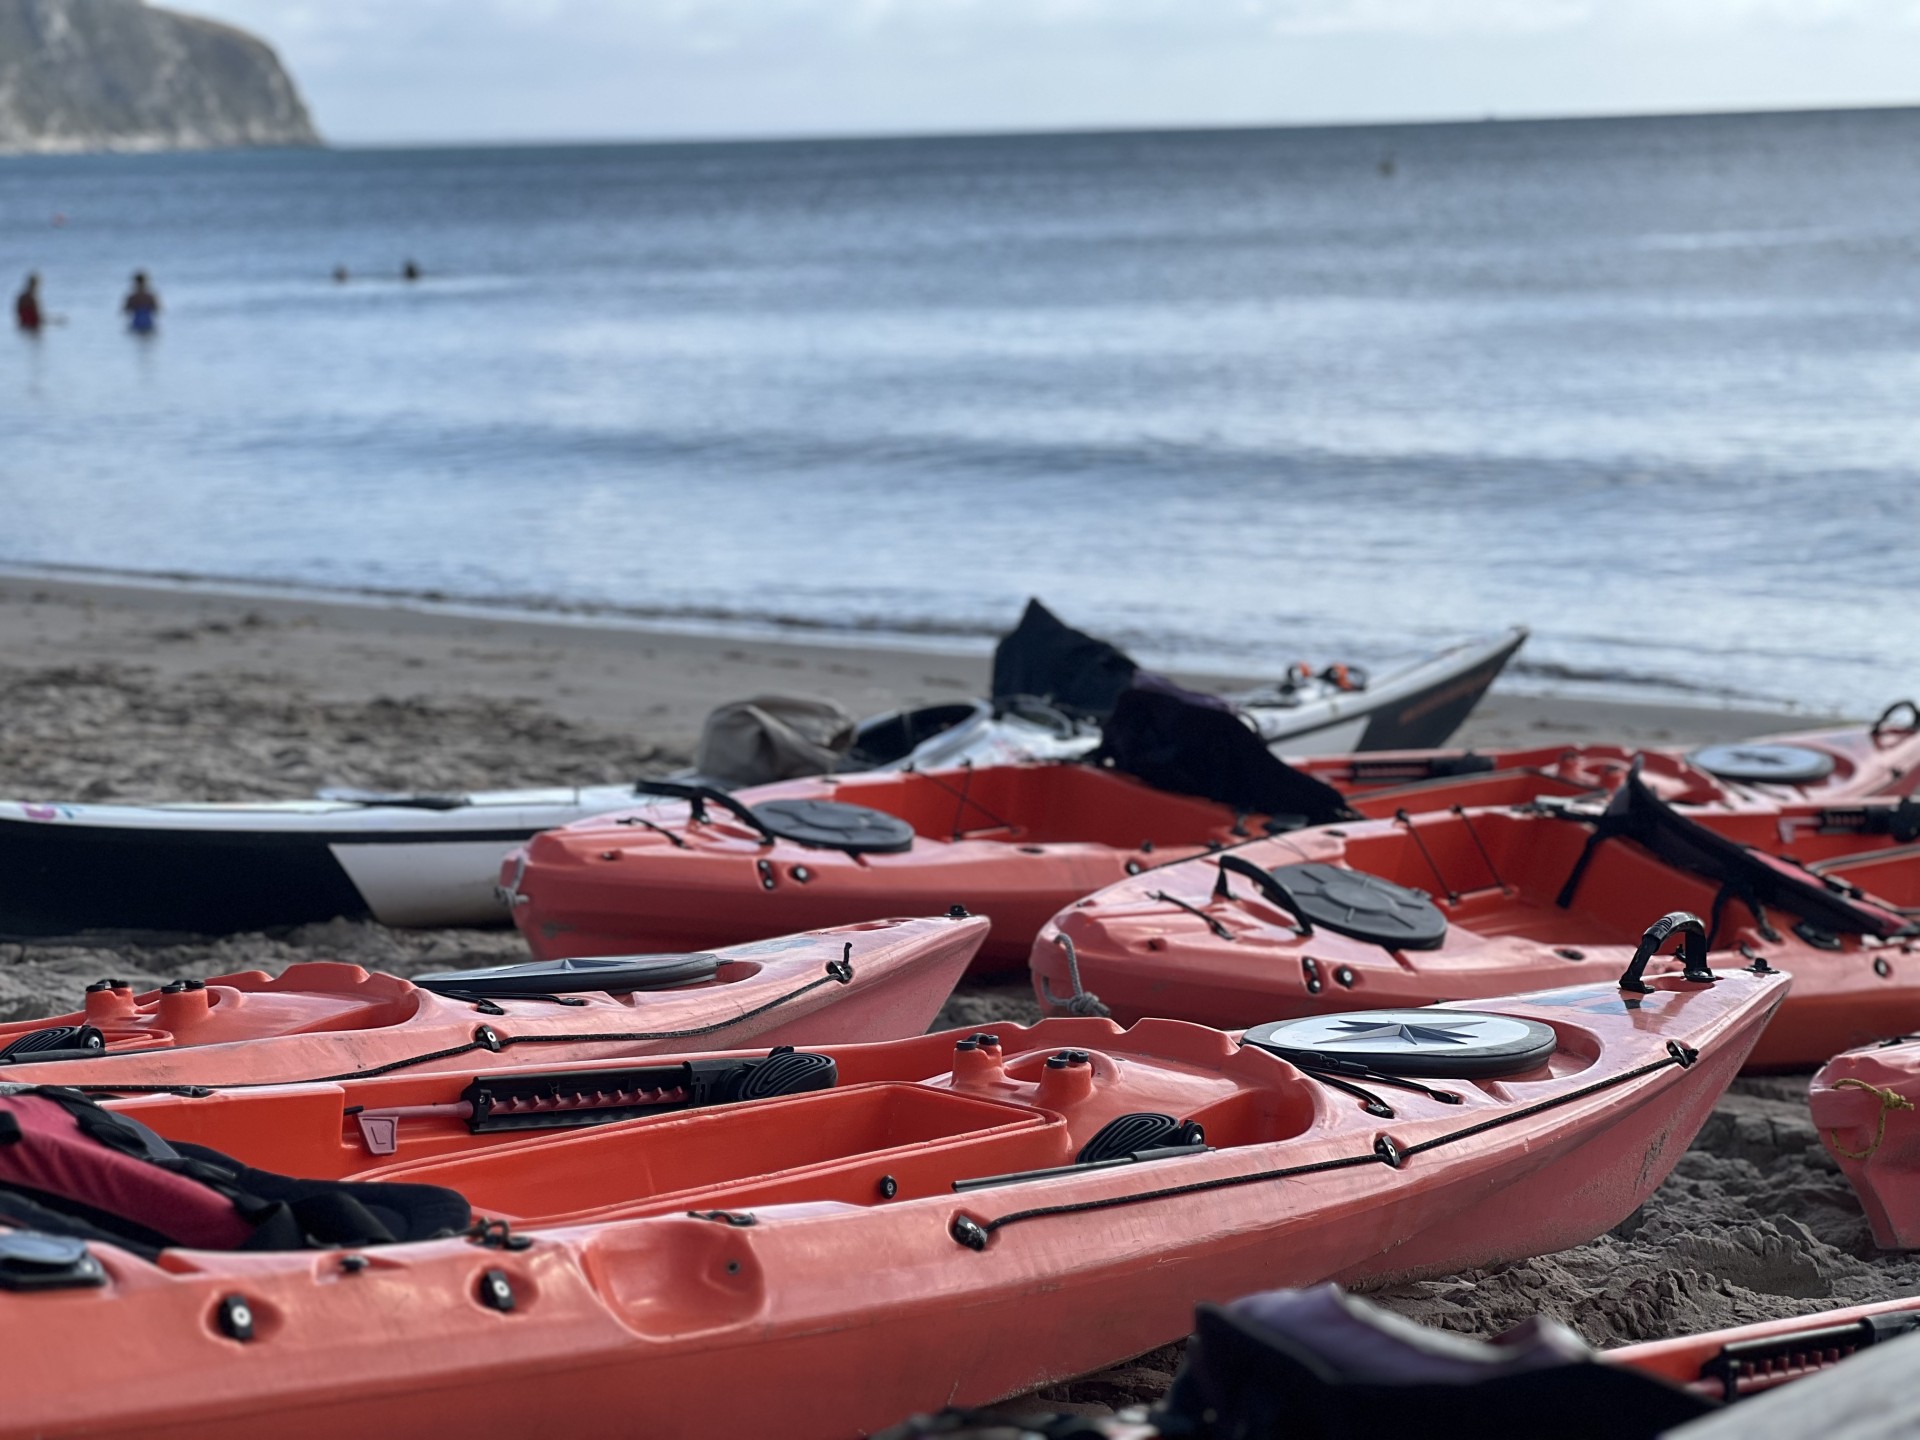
[123, 271, 160, 334]
[15, 273, 41, 332]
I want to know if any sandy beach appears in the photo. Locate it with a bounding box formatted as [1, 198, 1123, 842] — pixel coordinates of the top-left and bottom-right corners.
[0, 567, 1906, 1415]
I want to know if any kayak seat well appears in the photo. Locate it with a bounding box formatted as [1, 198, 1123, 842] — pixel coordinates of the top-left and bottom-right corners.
[1554, 767, 1911, 942]
[1284, 809, 1720, 950]
[345, 1038, 1325, 1227]
[357, 1083, 1064, 1226]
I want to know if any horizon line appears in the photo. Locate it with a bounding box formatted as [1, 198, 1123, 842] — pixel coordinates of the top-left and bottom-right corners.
[8, 95, 1914, 160]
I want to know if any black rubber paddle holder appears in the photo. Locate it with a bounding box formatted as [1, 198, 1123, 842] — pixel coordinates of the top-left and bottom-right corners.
[1074, 1112, 1204, 1165]
[1618, 911, 1717, 994]
[0, 1026, 105, 1064]
[1698, 1309, 1920, 1403]
[1252, 861, 1449, 952]
[415, 953, 722, 998]
[1811, 797, 1920, 845]
[459, 1048, 837, 1134]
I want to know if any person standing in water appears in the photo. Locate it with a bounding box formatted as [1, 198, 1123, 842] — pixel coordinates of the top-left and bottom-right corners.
[15, 273, 42, 332]
[123, 271, 160, 334]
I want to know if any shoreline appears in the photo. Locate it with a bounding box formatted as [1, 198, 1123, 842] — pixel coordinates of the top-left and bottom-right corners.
[0, 566, 1837, 758]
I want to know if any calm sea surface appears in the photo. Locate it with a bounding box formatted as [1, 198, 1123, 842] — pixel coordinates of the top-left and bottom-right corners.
[3, 112, 1917, 713]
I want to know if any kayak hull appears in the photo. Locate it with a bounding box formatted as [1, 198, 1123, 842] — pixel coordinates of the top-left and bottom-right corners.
[1036, 796, 1920, 1070]
[507, 764, 1255, 975]
[1, 972, 1780, 1440]
[1812, 1039, 1920, 1249]
[0, 914, 985, 1088]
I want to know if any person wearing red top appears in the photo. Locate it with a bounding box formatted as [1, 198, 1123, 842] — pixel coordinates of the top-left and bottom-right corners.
[15, 273, 41, 332]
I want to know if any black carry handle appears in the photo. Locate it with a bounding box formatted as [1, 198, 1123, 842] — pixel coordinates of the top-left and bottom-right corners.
[1872, 699, 1920, 740]
[1619, 911, 1716, 994]
[634, 780, 776, 844]
[1215, 854, 1314, 937]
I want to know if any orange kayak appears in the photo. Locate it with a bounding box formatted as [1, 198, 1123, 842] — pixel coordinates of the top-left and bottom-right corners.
[1037, 766, 1917, 1069]
[1811, 1035, 1920, 1249]
[1322, 707, 1920, 817]
[0, 952, 1781, 1439]
[505, 713, 1920, 978]
[0, 914, 984, 1089]
[1614, 1295, 1920, 1401]
[503, 764, 1312, 974]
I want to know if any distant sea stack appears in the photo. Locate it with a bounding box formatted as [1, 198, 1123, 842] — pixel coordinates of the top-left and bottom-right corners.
[0, 0, 318, 153]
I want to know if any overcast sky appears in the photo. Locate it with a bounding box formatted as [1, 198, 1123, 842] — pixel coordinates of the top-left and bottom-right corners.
[191, 1, 1920, 145]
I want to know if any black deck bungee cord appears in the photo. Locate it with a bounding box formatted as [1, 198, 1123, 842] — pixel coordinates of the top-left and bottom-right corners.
[1449, 804, 1509, 893]
[1394, 808, 1460, 904]
[949, 1039, 1698, 1249]
[1147, 888, 1235, 941]
[69, 952, 856, 1097]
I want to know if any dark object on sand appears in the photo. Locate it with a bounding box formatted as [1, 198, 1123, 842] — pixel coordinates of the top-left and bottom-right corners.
[881, 1285, 1920, 1439]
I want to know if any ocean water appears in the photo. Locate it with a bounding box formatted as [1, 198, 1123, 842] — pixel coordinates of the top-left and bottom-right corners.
[2, 110, 1917, 714]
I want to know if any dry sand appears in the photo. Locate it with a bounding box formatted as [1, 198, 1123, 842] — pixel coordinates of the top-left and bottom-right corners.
[0, 568, 1906, 1414]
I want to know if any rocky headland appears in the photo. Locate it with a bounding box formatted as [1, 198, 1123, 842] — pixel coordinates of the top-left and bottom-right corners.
[0, 0, 316, 153]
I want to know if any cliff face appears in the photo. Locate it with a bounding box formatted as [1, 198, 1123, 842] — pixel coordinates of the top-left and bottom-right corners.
[0, 0, 318, 153]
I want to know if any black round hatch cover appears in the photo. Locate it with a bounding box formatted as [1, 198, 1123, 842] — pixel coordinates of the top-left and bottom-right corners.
[1268, 862, 1448, 951]
[1243, 1010, 1560, 1078]
[414, 954, 721, 997]
[749, 798, 916, 854]
[1690, 743, 1836, 785]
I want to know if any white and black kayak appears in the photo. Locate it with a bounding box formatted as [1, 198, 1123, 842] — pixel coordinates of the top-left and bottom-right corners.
[0, 786, 654, 937]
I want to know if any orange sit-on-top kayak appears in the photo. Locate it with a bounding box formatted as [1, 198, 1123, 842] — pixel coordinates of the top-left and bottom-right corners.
[0, 914, 984, 1089]
[505, 692, 1920, 978]
[504, 760, 1344, 975]
[1811, 1034, 1920, 1249]
[1036, 764, 1917, 1068]
[0, 924, 1780, 1440]
[1317, 700, 1920, 818]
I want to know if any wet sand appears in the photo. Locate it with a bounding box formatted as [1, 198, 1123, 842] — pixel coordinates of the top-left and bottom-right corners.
[0, 568, 1904, 1417]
